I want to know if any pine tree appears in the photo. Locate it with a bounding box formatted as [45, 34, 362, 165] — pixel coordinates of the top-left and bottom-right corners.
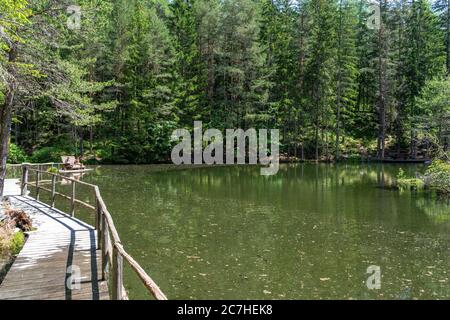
[169, 0, 205, 126]
[375, 0, 390, 160]
[354, 0, 378, 141]
[303, 0, 337, 160]
[433, 0, 450, 75]
[335, 0, 359, 160]
[260, 0, 299, 153]
[2, 0, 448, 165]
[402, 0, 445, 157]
[193, 0, 221, 125]
[215, 0, 267, 129]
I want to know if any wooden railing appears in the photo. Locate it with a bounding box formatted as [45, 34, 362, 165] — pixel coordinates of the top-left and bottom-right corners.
[7, 162, 62, 179]
[20, 164, 167, 301]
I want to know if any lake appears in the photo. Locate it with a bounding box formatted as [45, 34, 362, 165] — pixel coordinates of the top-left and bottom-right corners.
[42, 164, 450, 299]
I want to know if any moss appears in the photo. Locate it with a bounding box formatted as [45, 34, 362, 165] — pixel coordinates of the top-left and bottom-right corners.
[9, 232, 25, 256]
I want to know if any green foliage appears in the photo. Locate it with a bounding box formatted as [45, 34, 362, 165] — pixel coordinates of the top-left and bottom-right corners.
[7, 143, 28, 164]
[433, 0, 450, 73]
[30, 147, 69, 163]
[0, 226, 25, 257]
[396, 168, 425, 191]
[415, 78, 450, 153]
[102, 120, 178, 164]
[0, 0, 31, 46]
[4, 0, 449, 164]
[396, 161, 450, 194]
[425, 160, 450, 193]
[47, 167, 59, 174]
[9, 232, 25, 256]
[397, 168, 406, 180]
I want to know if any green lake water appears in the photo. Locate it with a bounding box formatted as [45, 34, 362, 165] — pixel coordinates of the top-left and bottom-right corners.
[37, 164, 450, 299]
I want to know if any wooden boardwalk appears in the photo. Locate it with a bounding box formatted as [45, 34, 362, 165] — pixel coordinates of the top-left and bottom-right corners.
[3, 179, 21, 197]
[1, 169, 167, 301]
[0, 193, 109, 300]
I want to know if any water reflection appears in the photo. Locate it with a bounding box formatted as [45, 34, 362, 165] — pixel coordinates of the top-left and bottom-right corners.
[78, 164, 449, 300]
[60, 172, 86, 184]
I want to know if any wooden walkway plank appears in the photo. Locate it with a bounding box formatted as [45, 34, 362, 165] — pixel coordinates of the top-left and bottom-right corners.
[3, 179, 21, 197]
[0, 195, 109, 300]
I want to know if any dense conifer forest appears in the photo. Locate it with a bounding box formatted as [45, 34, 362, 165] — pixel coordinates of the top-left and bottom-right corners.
[1, 0, 449, 165]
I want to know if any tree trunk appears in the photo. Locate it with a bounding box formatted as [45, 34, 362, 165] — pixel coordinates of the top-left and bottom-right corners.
[298, 12, 306, 91]
[301, 143, 305, 161]
[315, 124, 319, 162]
[89, 125, 94, 154]
[447, 0, 450, 75]
[79, 128, 84, 157]
[0, 89, 15, 197]
[377, 4, 387, 161]
[335, 104, 341, 161]
[0, 45, 17, 197]
[335, 0, 343, 162]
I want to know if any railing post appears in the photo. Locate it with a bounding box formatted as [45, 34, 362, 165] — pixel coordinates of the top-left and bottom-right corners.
[101, 214, 107, 280]
[70, 180, 75, 217]
[112, 244, 123, 300]
[35, 169, 40, 201]
[95, 196, 102, 249]
[51, 175, 57, 207]
[21, 164, 29, 196]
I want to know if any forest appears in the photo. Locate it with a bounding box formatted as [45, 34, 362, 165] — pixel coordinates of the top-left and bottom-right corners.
[1, 0, 450, 302]
[1, 0, 449, 167]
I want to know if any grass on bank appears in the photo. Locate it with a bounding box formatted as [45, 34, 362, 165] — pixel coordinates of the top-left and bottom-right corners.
[0, 230, 25, 256]
[0, 222, 26, 283]
[0, 204, 32, 283]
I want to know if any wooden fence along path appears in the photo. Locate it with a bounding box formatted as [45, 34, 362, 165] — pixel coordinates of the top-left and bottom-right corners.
[0, 164, 167, 300]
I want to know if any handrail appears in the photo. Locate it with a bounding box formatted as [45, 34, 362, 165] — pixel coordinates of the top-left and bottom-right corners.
[20, 164, 167, 301]
[7, 162, 63, 167]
